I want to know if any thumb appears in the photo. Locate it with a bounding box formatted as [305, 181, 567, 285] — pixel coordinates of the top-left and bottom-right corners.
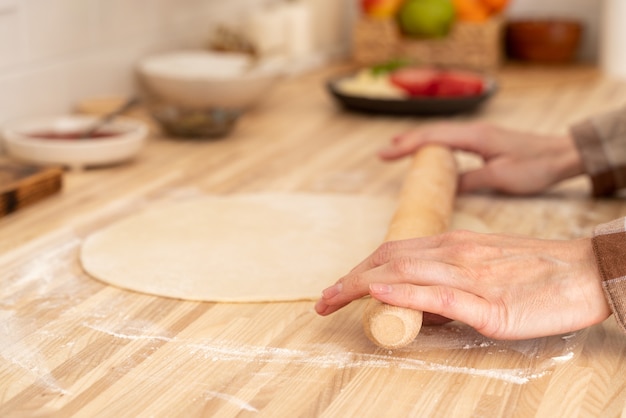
[458, 168, 497, 193]
[378, 139, 421, 160]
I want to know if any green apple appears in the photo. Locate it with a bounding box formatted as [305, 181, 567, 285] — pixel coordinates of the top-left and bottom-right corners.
[397, 0, 455, 38]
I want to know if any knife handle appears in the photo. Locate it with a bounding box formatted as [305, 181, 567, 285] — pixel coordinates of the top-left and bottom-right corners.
[362, 144, 457, 349]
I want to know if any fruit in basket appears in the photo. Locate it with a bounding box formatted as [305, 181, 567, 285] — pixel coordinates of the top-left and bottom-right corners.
[397, 0, 455, 38]
[452, 0, 509, 21]
[482, 0, 509, 13]
[360, 0, 404, 18]
[389, 67, 485, 97]
[452, 0, 490, 22]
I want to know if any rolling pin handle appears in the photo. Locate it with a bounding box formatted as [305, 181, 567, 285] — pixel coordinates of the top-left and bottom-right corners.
[361, 145, 457, 349]
[363, 299, 423, 350]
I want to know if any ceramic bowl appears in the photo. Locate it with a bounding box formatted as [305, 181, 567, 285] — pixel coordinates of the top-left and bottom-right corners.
[137, 50, 282, 138]
[1, 115, 149, 170]
[137, 50, 282, 109]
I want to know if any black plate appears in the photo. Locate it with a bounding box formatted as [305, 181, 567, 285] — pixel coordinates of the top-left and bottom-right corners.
[326, 73, 497, 116]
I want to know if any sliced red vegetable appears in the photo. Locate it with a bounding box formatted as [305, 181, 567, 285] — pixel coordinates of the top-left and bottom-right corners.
[389, 67, 439, 96]
[389, 67, 485, 98]
[432, 70, 485, 97]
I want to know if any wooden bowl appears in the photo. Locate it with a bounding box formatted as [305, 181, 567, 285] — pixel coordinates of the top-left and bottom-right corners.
[505, 19, 583, 64]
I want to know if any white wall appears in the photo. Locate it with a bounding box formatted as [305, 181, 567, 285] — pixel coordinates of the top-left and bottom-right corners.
[0, 0, 214, 123]
[0, 0, 353, 124]
[0, 0, 603, 125]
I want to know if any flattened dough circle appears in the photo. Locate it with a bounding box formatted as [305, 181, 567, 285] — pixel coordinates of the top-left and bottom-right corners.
[80, 193, 490, 302]
[80, 194, 395, 302]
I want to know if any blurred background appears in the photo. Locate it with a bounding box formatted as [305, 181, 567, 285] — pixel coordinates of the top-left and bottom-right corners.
[0, 0, 612, 125]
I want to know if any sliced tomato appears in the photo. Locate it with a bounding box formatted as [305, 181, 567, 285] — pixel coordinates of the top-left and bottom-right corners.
[389, 67, 485, 98]
[432, 71, 485, 97]
[389, 67, 439, 96]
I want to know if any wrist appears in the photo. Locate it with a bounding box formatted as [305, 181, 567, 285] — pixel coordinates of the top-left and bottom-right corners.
[568, 237, 611, 329]
[552, 134, 585, 183]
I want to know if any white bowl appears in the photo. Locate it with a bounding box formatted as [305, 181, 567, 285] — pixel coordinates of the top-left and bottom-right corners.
[137, 50, 283, 110]
[1, 115, 148, 169]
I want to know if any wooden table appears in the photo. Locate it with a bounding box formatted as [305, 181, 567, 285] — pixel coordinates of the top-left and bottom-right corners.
[1, 64, 626, 417]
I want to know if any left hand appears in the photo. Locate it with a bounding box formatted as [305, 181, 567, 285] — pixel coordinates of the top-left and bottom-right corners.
[378, 122, 584, 195]
[315, 230, 610, 340]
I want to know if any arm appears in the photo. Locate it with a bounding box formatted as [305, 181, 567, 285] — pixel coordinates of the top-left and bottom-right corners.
[316, 113, 626, 338]
[570, 106, 626, 196]
[571, 106, 626, 332]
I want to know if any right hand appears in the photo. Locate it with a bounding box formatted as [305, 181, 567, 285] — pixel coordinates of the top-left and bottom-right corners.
[379, 122, 585, 195]
[315, 232, 610, 340]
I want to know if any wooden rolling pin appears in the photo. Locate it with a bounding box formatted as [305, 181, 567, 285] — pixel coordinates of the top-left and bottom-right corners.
[362, 144, 457, 349]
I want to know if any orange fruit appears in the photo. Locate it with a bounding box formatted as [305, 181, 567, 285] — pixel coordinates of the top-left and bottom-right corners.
[452, 0, 490, 22]
[482, 0, 509, 14]
[361, 0, 405, 19]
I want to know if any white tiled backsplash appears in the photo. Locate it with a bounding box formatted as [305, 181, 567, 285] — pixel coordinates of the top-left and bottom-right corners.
[0, 0, 601, 126]
[0, 0, 353, 124]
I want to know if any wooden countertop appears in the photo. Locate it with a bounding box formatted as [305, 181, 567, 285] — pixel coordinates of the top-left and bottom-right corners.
[2, 64, 626, 417]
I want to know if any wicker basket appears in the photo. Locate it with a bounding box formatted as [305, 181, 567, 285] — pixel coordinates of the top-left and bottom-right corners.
[352, 17, 504, 72]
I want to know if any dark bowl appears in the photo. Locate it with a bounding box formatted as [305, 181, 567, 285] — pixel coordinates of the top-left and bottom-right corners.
[326, 73, 497, 116]
[505, 19, 583, 64]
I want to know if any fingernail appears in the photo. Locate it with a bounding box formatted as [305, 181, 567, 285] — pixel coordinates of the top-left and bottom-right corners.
[322, 283, 342, 299]
[370, 283, 392, 294]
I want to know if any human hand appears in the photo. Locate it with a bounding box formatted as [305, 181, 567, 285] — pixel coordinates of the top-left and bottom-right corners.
[379, 123, 584, 195]
[315, 231, 610, 340]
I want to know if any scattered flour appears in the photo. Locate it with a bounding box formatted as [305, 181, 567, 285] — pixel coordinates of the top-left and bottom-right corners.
[0, 187, 591, 409]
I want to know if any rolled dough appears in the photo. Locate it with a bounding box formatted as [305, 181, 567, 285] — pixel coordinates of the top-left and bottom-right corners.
[80, 193, 488, 302]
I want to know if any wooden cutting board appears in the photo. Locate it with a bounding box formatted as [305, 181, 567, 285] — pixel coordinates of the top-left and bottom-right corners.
[0, 159, 63, 217]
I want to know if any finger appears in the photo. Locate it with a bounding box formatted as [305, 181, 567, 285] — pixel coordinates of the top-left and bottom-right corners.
[379, 134, 423, 160]
[369, 283, 493, 334]
[422, 313, 453, 325]
[315, 240, 431, 316]
[348, 235, 445, 276]
[347, 240, 404, 275]
[380, 124, 500, 162]
[314, 298, 350, 316]
[322, 256, 459, 310]
[316, 237, 453, 317]
[458, 168, 497, 193]
[378, 128, 456, 160]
